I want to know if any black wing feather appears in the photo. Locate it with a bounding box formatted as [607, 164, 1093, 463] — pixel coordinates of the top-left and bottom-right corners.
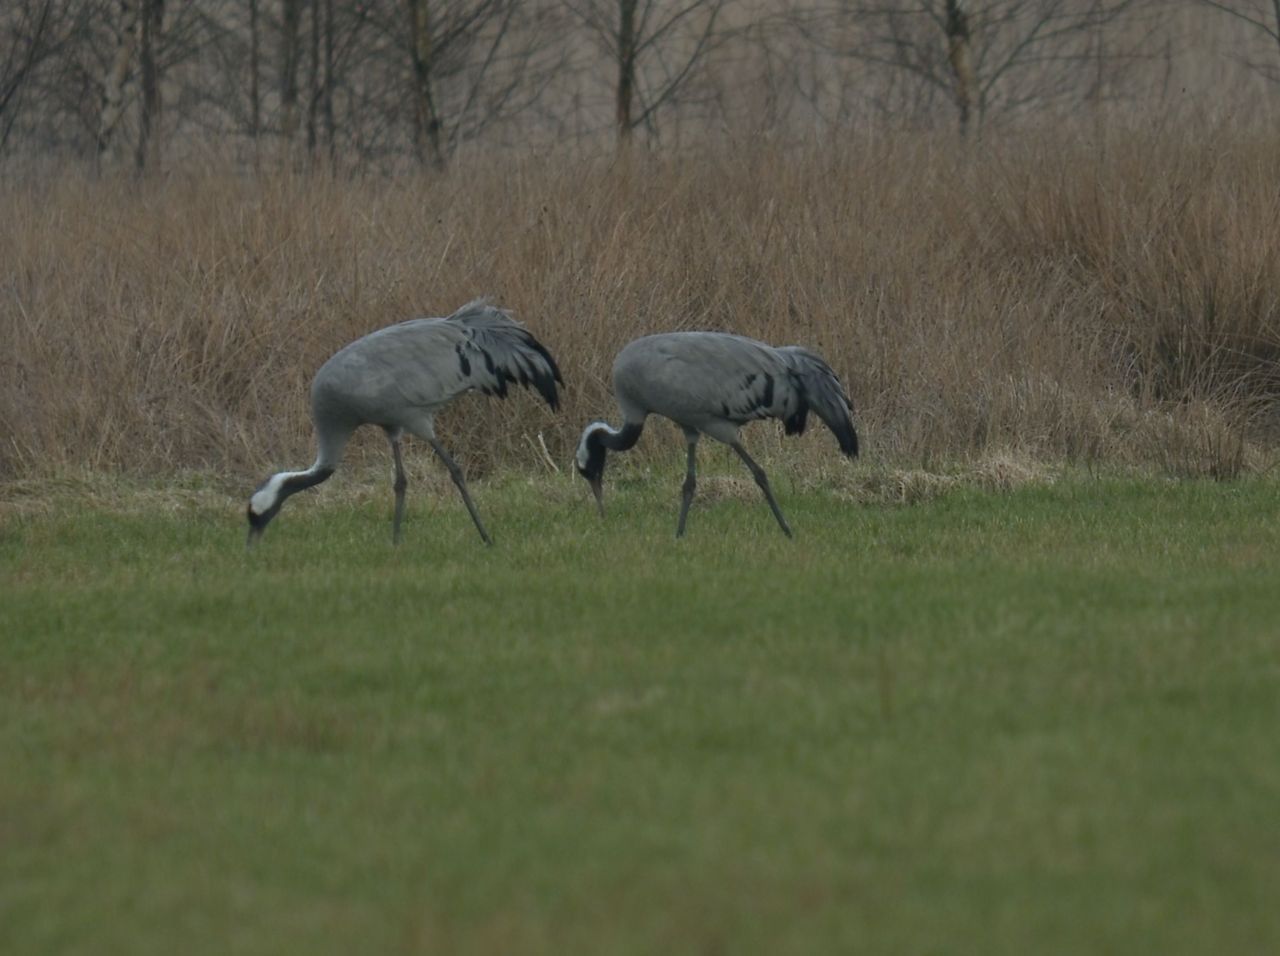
[447, 299, 563, 410]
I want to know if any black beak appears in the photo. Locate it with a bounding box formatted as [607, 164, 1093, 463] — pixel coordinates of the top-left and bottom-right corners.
[589, 477, 605, 518]
[246, 524, 263, 550]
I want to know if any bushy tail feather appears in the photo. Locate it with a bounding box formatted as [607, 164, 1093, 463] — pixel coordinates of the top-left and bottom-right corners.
[778, 346, 858, 457]
[448, 299, 564, 410]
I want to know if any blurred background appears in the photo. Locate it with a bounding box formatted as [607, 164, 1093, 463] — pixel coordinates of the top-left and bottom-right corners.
[2, 1, 1279, 171]
[4, 2, 1280, 486]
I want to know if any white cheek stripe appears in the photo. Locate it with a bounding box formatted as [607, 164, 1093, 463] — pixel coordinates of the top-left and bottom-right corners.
[576, 423, 618, 468]
[250, 470, 304, 514]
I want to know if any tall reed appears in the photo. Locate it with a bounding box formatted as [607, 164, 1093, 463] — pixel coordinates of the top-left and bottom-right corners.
[3, 130, 1277, 484]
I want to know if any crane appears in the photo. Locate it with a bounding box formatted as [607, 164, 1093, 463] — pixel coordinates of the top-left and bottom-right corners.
[247, 299, 562, 547]
[575, 331, 857, 537]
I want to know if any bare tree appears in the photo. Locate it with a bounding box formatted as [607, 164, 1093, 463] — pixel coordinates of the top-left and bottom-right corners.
[564, 0, 732, 144]
[1193, 1, 1280, 83]
[0, 0, 594, 167]
[92, 0, 190, 170]
[321, 0, 334, 159]
[277, 0, 335, 162]
[226, 0, 365, 160]
[279, 0, 302, 144]
[404, 0, 445, 166]
[138, 1, 273, 159]
[249, 0, 260, 140]
[945, 0, 977, 132]
[799, 0, 1153, 133]
[373, 0, 567, 167]
[133, 0, 162, 170]
[0, 1, 66, 152]
[305, 0, 319, 152]
[97, 0, 138, 162]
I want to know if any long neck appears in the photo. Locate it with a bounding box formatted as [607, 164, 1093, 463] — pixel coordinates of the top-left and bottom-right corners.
[281, 421, 349, 499]
[279, 462, 334, 499]
[598, 421, 643, 452]
[253, 459, 334, 515]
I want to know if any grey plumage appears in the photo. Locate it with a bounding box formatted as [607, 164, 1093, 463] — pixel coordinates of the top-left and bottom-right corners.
[247, 299, 562, 546]
[575, 331, 858, 537]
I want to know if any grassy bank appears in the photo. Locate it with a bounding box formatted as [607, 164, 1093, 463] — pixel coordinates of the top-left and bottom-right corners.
[3, 474, 1278, 953]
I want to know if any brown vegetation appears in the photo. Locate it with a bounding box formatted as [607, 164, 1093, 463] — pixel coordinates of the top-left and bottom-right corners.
[3, 127, 1279, 485]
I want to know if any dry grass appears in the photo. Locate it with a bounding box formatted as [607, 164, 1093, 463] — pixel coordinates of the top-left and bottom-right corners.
[3, 127, 1279, 488]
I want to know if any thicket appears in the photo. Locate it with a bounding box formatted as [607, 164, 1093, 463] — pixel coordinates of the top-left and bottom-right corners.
[3, 128, 1279, 483]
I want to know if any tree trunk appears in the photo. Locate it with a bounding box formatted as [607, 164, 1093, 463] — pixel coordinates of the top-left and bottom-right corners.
[405, 0, 444, 168]
[322, 0, 335, 163]
[944, 0, 976, 135]
[249, 0, 260, 144]
[97, 0, 139, 166]
[0, 1, 56, 155]
[615, 0, 637, 143]
[134, 0, 163, 172]
[306, 0, 320, 156]
[280, 0, 303, 146]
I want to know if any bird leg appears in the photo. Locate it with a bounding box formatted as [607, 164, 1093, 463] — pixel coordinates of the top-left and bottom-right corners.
[730, 442, 794, 539]
[427, 437, 493, 546]
[388, 430, 408, 545]
[676, 436, 699, 538]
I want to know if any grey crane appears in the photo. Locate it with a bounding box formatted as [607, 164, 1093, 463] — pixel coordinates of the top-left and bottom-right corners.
[574, 331, 857, 538]
[247, 299, 562, 547]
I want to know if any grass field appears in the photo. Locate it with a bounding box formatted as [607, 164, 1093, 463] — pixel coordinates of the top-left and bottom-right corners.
[3, 470, 1280, 954]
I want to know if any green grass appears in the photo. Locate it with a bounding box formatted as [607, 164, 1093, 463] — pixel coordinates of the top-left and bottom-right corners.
[3, 472, 1280, 954]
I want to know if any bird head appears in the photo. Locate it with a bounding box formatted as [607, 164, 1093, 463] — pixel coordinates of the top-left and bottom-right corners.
[245, 475, 287, 547]
[244, 466, 334, 547]
[574, 421, 611, 516]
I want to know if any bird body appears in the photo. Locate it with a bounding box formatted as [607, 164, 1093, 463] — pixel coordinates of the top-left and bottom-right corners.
[576, 331, 857, 537]
[313, 310, 559, 427]
[611, 332, 857, 449]
[247, 299, 562, 545]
